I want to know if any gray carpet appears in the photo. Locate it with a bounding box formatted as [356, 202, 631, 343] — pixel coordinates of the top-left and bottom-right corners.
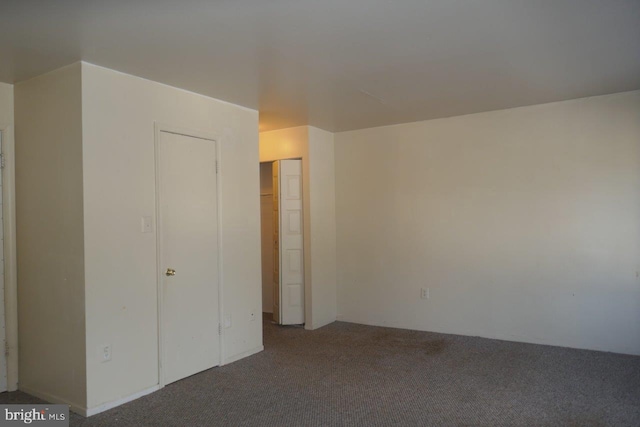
[2, 314, 639, 426]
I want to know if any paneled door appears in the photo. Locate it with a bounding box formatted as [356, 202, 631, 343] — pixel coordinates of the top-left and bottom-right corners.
[157, 130, 220, 385]
[275, 159, 304, 325]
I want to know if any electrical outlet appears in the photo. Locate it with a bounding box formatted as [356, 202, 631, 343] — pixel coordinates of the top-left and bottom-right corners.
[420, 288, 429, 300]
[224, 314, 232, 328]
[141, 216, 153, 233]
[100, 344, 112, 363]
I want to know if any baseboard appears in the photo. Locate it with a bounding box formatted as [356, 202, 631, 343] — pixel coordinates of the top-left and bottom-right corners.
[85, 384, 160, 417]
[21, 347, 263, 417]
[222, 345, 263, 365]
[335, 317, 640, 356]
[306, 317, 335, 331]
[19, 385, 87, 416]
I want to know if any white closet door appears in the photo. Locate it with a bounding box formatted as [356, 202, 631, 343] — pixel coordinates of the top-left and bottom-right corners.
[277, 159, 304, 325]
[157, 131, 220, 385]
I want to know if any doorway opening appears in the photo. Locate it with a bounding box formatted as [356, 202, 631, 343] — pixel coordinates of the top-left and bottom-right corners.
[259, 160, 304, 326]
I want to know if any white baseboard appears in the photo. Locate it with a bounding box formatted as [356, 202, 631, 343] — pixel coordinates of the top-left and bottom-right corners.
[19, 385, 87, 416]
[21, 347, 263, 417]
[222, 345, 263, 365]
[85, 384, 160, 417]
[305, 317, 335, 331]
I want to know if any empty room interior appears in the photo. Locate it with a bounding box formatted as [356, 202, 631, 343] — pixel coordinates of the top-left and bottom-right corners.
[0, 1, 639, 425]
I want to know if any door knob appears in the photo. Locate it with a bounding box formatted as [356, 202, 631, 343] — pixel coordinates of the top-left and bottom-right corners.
[165, 268, 176, 277]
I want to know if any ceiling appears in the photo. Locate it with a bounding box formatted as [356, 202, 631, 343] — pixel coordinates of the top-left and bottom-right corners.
[1, 0, 639, 132]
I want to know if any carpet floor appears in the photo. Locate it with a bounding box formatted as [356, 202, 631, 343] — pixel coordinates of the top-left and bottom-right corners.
[2, 314, 639, 426]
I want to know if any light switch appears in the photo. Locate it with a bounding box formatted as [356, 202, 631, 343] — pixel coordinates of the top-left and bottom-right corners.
[141, 216, 153, 233]
[224, 314, 232, 328]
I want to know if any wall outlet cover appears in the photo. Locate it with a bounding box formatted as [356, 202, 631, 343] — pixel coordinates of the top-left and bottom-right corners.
[100, 344, 112, 363]
[141, 216, 153, 233]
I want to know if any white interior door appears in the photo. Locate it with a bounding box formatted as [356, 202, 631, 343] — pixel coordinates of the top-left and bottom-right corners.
[157, 131, 220, 385]
[277, 159, 304, 325]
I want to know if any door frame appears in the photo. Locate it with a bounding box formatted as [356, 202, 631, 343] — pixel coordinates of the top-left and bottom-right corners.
[154, 123, 224, 388]
[0, 125, 17, 391]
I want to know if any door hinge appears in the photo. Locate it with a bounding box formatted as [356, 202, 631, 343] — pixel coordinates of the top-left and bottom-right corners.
[215, 161, 219, 174]
[0, 153, 5, 169]
[218, 323, 222, 335]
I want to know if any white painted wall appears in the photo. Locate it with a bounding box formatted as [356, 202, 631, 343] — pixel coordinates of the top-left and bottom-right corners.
[0, 84, 13, 128]
[0, 82, 18, 391]
[14, 64, 87, 408]
[335, 91, 640, 356]
[259, 126, 337, 329]
[81, 63, 262, 410]
[260, 163, 274, 313]
[307, 127, 337, 329]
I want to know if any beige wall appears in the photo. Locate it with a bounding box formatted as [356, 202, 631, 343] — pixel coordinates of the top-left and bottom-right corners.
[0, 83, 14, 134]
[259, 126, 337, 329]
[335, 90, 640, 356]
[0, 83, 13, 126]
[12, 62, 262, 414]
[14, 64, 87, 408]
[307, 127, 337, 328]
[81, 63, 262, 410]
